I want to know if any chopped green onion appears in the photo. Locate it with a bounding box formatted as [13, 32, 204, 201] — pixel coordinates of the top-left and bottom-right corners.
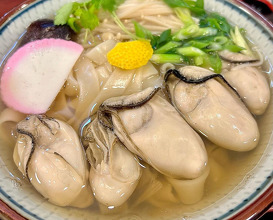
[154, 41, 182, 54]
[177, 46, 206, 56]
[197, 27, 218, 37]
[173, 24, 200, 41]
[194, 56, 204, 65]
[214, 36, 228, 45]
[173, 25, 217, 41]
[186, 40, 210, 49]
[202, 53, 222, 73]
[230, 26, 253, 56]
[206, 42, 222, 52]
[150, 54, 183, 64]
[223, 44, 244, 53]
[174, 8, 195, 26]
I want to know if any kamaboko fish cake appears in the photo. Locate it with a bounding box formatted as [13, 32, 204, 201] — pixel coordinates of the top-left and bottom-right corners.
[165, 66, 259, 152]
[98, 87, 208, 179]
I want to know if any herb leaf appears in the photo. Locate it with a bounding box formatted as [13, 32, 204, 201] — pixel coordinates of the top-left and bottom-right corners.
[54, 0, 126, 33]
[199, 13, 231, 35]
[67, 17, 81, 33]
[101, 0, 125, 12]
[163, 0, 205, 16]
[54, 2, 74, 25]
[133, 22, 172, 50]
[157, 29, 172, 47]
[80, 10, 100, 30]
[133, 21, 153, 39]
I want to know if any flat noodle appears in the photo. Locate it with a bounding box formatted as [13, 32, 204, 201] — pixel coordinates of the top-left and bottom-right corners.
[68, 57, 101, 128]
[64, 71, 79, 97]
[148, 176, 180, 208]
[128, 165, 163, 208]
[206, 142, 231, 185]
[47, 92, 75, 122]
[84, 67, 136, 116]
[166, 167, 210, 205]
[0, 108, 26, 146]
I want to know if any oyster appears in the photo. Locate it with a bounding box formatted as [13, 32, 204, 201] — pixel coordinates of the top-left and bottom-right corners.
[13, 115, 93, 208]
[223, 66, 270, 115]
[82, 116, 141, 207]
[98, 87, 208, 179]
[218, 50, 258, 63]
[165, 66, 260, 151]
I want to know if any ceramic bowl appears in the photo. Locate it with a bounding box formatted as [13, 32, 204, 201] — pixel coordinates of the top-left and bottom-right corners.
[0, 0, 272, 219]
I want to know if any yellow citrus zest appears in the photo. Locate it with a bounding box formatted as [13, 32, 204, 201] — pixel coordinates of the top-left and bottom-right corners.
[107, 40, 153, 70]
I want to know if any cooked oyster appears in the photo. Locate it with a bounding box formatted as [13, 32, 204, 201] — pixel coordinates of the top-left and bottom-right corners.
[218, 50, 258, 63]
[223, 66, 270, 115]
[13, 115, 93, 208]
[98, 87, 208, 179]
[82, 116, 141, 207]
[165, 66, 260, 151]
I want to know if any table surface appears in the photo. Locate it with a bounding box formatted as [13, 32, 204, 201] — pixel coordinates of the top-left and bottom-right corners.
[0, 0, 27, 18]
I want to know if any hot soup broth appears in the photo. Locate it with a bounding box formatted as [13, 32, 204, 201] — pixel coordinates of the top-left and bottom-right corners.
[0, 0, 272, 219]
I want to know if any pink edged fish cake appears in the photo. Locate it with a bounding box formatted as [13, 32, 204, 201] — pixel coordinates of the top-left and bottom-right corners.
[1, 38, 83, 114]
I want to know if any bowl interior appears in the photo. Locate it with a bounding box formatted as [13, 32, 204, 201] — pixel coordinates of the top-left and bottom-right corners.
[0, 0, 273, 219]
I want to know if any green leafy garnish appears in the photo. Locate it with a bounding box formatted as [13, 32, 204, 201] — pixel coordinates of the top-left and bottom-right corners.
[177, 46, 206, 57]
[230, 26, 253, 56]
[55, 1, 99, 32]
[54, 0, 127, 34]
[174, 8, 195, 26]
[199, 13, 232, 35]
[148, 0, 250, 73]
[163, 0, 205, 16]
[152, 29, 172, 49]
[133, 22, 172, 50]
[150, 54, 183, 64]
[173, 24, 218, 41]
[155, 41, 182, 54]
[54, 2, 74, 25]
[202, 53, 222, 73]
[133, 21, 154, 40]
[223, 44, 244, 53]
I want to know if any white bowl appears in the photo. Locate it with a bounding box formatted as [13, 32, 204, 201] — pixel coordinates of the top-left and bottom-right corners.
[0, 0, 272, 219]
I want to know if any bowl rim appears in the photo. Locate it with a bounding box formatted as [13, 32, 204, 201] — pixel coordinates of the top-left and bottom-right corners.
[228, 0, 273, 34]
[0, 0, 272, 219]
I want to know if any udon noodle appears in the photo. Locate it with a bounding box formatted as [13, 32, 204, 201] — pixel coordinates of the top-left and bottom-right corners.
[0, 0, 271, 219]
